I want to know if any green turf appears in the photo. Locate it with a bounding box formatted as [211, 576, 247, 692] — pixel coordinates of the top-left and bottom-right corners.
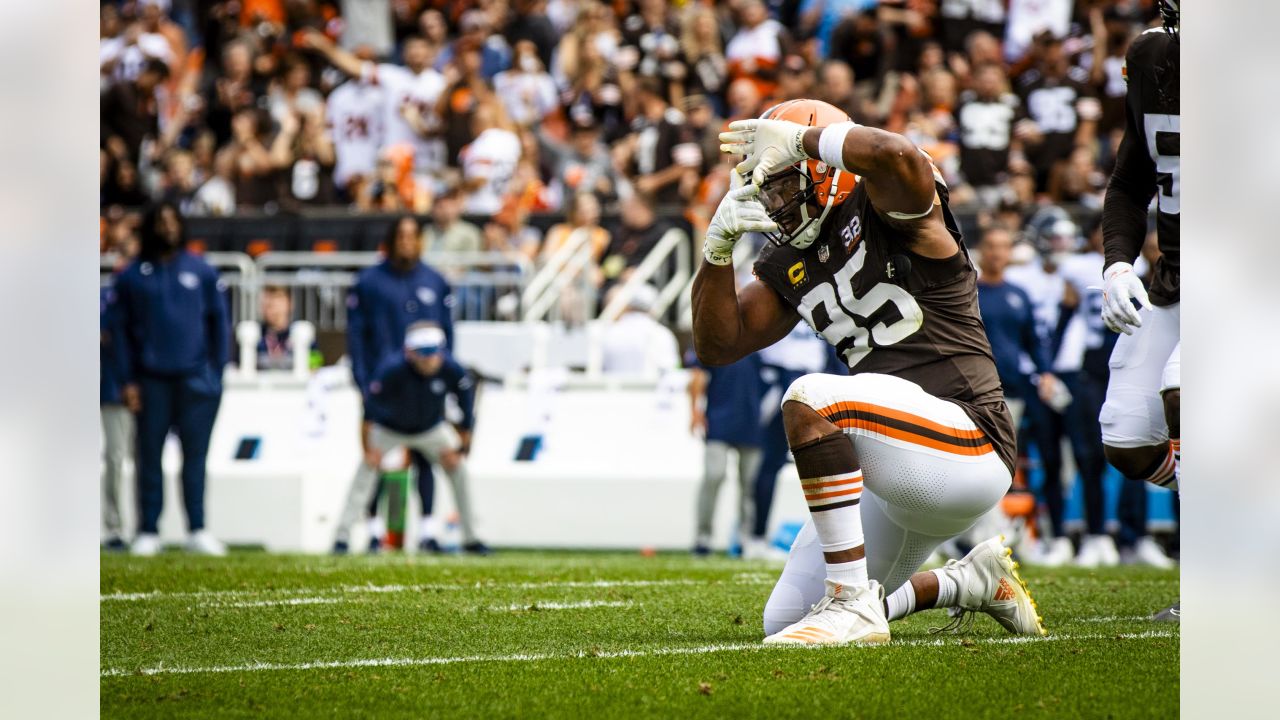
[101, 550, 1178, 719]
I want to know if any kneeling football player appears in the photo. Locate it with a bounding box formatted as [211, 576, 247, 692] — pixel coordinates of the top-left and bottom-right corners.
[691, 100, 1045, 644]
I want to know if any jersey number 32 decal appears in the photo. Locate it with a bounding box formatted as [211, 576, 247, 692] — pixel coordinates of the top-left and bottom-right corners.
[796, 241, 924, 369]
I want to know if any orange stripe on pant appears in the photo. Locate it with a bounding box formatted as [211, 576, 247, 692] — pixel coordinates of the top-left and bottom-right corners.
[829, 418, 993, 457]
[815, 400, 987, 440]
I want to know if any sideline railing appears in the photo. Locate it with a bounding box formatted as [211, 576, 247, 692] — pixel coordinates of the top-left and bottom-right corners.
[521, 228, 596, 323]
[597, 227, 691, 322]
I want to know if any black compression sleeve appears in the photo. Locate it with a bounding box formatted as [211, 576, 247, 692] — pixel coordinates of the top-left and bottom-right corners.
[1102, 134, 1152, 270]
[1102, 49, 1157, 272]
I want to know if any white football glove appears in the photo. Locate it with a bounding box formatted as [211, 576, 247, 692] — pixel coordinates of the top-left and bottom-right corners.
[1101, 262, 1151, 335]
[719, 118, 810, 187]
[703, 174, 778, 266]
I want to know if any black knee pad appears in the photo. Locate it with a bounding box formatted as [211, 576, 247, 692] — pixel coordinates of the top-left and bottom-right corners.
[792, 431, 856, 479]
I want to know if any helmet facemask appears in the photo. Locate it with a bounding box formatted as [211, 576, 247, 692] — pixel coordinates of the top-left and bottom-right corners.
[758, 162, 839, 250]
[1159, 0, 1179, 40]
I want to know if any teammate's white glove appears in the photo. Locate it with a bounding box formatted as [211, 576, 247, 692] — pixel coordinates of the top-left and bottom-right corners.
[1101, 262, 1151, 335]
[703, 174, 778, 266]
[719, 118, 810, 187]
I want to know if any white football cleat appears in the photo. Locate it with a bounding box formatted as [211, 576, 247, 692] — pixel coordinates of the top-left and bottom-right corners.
[131, 533, 162, 557]
[186, 530, 228, 557]
[941, 535, 1046, 636]
[763, 579, 890, 646]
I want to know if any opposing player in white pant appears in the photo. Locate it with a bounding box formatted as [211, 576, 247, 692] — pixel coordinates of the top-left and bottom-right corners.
[693, 98, 1045, 645]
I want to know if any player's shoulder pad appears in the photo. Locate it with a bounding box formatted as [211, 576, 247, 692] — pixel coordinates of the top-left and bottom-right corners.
[1126, 28, 1169, 68]
[751, 241, 802, 290]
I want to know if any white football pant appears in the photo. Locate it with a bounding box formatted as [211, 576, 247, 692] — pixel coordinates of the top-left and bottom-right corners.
[1100, 302, 1180, 448]
[762, 373, 1012, 635]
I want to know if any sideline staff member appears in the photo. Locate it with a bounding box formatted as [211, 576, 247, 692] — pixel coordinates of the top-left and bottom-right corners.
[347, 216, 456, 552]
[333, 324, 488, 554]
[111, 202, 230, 557]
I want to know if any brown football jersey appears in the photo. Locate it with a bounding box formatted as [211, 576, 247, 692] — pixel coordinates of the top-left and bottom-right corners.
[753, 180, 1016, 474]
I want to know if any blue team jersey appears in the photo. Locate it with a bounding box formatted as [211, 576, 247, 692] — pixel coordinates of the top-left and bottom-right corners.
[364, 353, 475, 435]
[346, 260, 455, 395]
[687, 352, 765, 447]
[977, 280, 1051, 399]
[110, 251, 230, 393]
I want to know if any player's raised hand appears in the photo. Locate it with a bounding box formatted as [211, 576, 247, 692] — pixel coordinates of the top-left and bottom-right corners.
[1101, 262, 1151, 335]
[703, 173, 778, 265]
[719, 118, 809, 187]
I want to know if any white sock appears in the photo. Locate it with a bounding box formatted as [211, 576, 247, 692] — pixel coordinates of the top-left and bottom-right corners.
[930, 567, 959, 608]
[793, 434, 868, 589]
[825, 557, 869, 588]
[805, 469, 867, 588]
[885, 582, 917, 621]
[367, 515, 386, 540]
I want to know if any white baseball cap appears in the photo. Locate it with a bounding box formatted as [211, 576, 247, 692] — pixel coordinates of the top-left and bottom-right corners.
[405, 325, 446, 355]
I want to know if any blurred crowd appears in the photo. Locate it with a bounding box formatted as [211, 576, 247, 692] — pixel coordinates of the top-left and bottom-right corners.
[102, 0, 1165, 266]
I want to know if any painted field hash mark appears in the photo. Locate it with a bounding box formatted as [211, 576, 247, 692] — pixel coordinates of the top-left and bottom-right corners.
[492, 600, 635, 612]
[101, 577, 774, 603]
[101, 629, 1177, 678]
[210, 597, 345, 609]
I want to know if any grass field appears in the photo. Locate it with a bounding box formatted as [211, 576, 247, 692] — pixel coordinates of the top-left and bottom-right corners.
[101, 550, 1178, 719]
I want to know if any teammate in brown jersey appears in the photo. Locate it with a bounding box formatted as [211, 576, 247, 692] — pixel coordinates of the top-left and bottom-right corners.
[1098, 0, 1181, 622]
[692, 99, 1045, 645]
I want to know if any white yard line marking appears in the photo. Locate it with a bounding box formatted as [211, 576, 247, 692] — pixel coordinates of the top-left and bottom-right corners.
[491, 600, 634, 612]
[100, 630, 1177, 678]
[208, 597, 345, 609]
[1079, 615, 1154, 623]
[101, 578, 772, 603]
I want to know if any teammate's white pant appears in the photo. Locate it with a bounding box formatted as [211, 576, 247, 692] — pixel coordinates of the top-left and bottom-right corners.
[763, 373, 1012, 635]
[334, 421, 477, 544]
[1100, 303, 1180, 447]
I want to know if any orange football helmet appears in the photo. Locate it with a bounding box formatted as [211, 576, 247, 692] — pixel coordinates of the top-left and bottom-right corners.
[755, 99, 858, 249]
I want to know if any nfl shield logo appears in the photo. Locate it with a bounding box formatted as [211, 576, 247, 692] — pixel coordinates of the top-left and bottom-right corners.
[817, 244, 829, 263]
